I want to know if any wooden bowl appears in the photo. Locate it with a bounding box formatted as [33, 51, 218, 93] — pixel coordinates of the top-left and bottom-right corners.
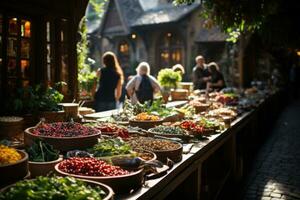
[148, 130, 191, 141]
[153, 141, 183, 163]
[28, 156, 63, 178]
[134, 149, 157, 162]
[171, 89, 189, 101]
[55, 164, 144, 194]
[0, 178, 114, 200]
[129, 119, 163, 130]
[194, 104, 210, 114]
[24, 127, 101, 152]
[0, 150, 28, 188]
[0, 116, 24, 140]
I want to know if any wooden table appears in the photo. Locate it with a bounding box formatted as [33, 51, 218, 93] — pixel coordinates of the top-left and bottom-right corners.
[84, 91, 283, 200]
[117, 91, 283, 200]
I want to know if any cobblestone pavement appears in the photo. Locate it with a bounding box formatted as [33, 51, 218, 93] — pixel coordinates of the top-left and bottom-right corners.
[242, 100, 300, 200]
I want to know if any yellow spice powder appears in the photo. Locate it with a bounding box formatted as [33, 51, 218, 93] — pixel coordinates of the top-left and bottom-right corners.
[0, 145, 22, 165]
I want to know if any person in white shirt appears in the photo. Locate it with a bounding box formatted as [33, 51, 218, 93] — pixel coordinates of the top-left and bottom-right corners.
[126, 62, 161, 104]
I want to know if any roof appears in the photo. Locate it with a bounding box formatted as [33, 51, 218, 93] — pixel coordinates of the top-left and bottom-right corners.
[195, 26, 228, 42]
[131, 3, 200, 27]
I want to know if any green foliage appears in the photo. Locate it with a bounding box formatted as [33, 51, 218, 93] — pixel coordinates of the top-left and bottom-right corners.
[12, 83, 64, 114]
[90, 138, 132, 157]
[173, 0, 300, 47]
[0, 176, 106, 200]
[77, 17, 97, 98]
[157, 68, 182, 89]
[27, 139, 59, 162]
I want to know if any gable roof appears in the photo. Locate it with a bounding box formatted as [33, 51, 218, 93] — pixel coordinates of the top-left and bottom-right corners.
[132, 3, 200, 27]
[99, 0, 199, 36]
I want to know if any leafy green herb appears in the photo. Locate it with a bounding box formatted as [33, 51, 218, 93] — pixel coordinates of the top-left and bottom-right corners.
[0, 176, 106, 200]
[157, 68, 182, 89]
[90, 138, 132, 157]
[27, 139, 59, 162]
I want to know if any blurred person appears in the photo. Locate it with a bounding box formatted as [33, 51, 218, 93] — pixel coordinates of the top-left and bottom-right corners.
[126, 62, 161, 104]
[206, 62, 226, 91]
[94, 51, 124, 112]
[192, 55, 210, 90]
[172, 64, 185, 76]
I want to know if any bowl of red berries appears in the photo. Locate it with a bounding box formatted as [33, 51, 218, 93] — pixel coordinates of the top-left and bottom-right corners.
[55, 157, 144, 194]
[24, 122, 101, 152]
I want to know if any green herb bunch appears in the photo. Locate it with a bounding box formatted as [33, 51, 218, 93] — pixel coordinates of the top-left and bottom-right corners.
[90, 138, 132, 157]
[0, 176, 106, 200]
[27, 139, 59, 162]
[157, 68, 182, 89]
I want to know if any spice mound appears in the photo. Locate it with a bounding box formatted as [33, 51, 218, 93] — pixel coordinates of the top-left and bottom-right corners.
[32, 122, 99, 137]
[0, 145, 22, 165]
[58, 157, 129, 176]
[127, 137, 180, 151]
[133, 113, 160, 121]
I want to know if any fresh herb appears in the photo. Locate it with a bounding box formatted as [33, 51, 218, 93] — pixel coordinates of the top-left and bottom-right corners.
[27, 139, 59, 162]
[90, 138, 132, 157]
[0, 176, 106, 200]
[12, 82, 64, 114]
[157, 68, 182, 89]
[149, 125, 187, 135]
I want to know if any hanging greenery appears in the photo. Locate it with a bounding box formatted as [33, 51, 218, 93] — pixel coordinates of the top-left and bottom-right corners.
[173, 0, 300, 48]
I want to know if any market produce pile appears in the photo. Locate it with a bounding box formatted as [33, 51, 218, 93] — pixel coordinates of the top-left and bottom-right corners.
[0, 145, 22, 165]
[149, 125, 187, 135]
[85, 122, 129, 138]
[112, 99, 179, 121]
[58, 157, 129, 176]
[133, 112, 160, 121]
[127, 137, 181, 151]
[89, 138, 132, 157]
[0, 176, 106, 200]
[32, 122, 99, 137]
[27, 140, 59, 162]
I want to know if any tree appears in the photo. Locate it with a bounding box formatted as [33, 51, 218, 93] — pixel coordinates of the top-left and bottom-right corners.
[173, 0, 300, 48]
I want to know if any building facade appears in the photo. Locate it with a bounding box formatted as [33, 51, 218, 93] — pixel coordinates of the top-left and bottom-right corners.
[95, 0, 229, 81]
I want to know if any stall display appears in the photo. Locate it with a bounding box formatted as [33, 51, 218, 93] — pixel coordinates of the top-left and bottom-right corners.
[0, 85, 280, 199]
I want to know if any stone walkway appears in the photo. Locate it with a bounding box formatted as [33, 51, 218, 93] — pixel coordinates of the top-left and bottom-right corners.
[242, 100, 300, 200]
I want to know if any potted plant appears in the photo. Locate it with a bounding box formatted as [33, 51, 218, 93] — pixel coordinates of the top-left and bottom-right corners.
[157, 69, 182, 102]
[12, 82, 65, 125]
[27, 139, 62, 177]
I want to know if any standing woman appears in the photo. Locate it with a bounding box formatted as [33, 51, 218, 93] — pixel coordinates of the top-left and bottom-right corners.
[94, 52, 124, 112]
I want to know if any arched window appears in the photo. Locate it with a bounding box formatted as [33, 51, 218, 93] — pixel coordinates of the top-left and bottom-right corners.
[158, 32, 183, 68]
[117, 40, 130, 68]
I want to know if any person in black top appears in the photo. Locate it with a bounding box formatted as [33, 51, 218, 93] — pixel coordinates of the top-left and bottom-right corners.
[206, 62, 226, 91]
[192, 55, 210, 90]
[94, 52, 124, 112]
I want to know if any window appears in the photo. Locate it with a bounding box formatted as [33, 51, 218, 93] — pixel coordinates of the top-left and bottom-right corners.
[5, 17, 32, 92]
[158, 32, 183, 68]
[118, 40, 130, 68]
